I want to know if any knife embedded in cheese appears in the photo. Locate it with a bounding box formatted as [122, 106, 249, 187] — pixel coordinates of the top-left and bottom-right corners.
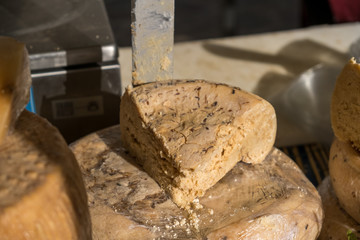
[0, 36, 31, 144]
[131, 0, 174, 85]
[120, 79, 276, 208]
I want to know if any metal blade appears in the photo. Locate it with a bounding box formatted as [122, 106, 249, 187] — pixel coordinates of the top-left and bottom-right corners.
[131, 0, 174, 86]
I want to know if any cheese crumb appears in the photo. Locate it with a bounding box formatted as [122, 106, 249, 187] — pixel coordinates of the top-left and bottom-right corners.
[191, 198, 203, 210]
[180, 218, 186, 226]
[189, 212, 200, 230]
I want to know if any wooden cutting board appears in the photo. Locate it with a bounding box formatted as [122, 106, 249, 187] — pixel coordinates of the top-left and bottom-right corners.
[71, 125, 323, 240]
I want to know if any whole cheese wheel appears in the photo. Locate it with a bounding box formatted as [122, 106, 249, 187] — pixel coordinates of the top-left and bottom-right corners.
[329, 137, 360, 223]
[318, 176, 360, 240]
[71, 125, 323, 240]
[0, 111, 92, 239]
[120, 79, 276, 208]
[0, 36, 31, 144]
[331, 58, 360, 150]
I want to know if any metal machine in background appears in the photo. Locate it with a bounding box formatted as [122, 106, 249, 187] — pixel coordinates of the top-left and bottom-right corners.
[0, 0, 121, 143]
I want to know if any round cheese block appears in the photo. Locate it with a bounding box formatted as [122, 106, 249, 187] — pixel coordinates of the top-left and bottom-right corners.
[329, 137, 360, 223]
[318, 176, 360, 240]
[331, 58, 360, 150]
[120, 79, 276, 208]
[0, 36, 31, 144]
[0, 111, 92, 239]
[71, 125, 323, 240]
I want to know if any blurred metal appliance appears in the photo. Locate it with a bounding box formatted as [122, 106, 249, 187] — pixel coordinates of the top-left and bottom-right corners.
[0, 0, 121, 143]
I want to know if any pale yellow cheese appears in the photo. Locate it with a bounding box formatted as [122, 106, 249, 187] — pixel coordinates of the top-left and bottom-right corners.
[329, 137, 360, 224]
[0, 36, 31, 144]
[318, 176, 360, 240]
[0, 111, 92, 239]
[120, 79, 276, 208]
[71, 125, 323, 240]
[331, 58, 360, 150]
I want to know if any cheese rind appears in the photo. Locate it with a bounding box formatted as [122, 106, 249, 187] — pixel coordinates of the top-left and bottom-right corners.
[329, 137, 360, 224]
[0, 36, 31, 144]
[71, 125, 323, 240]
[0, 111, 91, 239]
[331, 58, 360, 150]
[318, 176, 360, 240]
[120, 79, 276, 208]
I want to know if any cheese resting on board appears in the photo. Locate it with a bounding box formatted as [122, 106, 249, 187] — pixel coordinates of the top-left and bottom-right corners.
[71, 125, 323, 240]
[120, 79, 276, 208]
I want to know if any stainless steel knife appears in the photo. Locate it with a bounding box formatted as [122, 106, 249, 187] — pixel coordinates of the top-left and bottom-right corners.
[131, 0, 174, 86]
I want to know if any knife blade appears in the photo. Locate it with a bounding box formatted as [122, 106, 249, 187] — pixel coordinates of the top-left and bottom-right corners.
[131, 0, 174, 86]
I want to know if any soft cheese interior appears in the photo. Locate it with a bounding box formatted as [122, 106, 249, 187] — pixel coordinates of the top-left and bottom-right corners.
[120, 79, 276, 208]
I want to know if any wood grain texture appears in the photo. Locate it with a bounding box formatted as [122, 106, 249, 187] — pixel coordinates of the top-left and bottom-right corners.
[131, 0, 174, 85]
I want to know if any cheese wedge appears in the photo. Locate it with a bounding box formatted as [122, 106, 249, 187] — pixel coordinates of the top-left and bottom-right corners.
[0, 36, 31, 144]
[331, 58, 360, 150]
[329, 137, 360, 224]
[318, 176, 360, 240]
[0, 111, 91, 239]
[71, 125, 323, 240]
[120, 79, 276, 208]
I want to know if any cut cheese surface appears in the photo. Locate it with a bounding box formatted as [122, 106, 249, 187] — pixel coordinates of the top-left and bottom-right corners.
[331, 58, 360, 150]
[71, 125, 323, 240]
[318, 176, 360, 240]
[0, 36, 31, 144]
[120, 79, 276, 208]
[329, 137, 360, 223]
[0, 111, 91, 240]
